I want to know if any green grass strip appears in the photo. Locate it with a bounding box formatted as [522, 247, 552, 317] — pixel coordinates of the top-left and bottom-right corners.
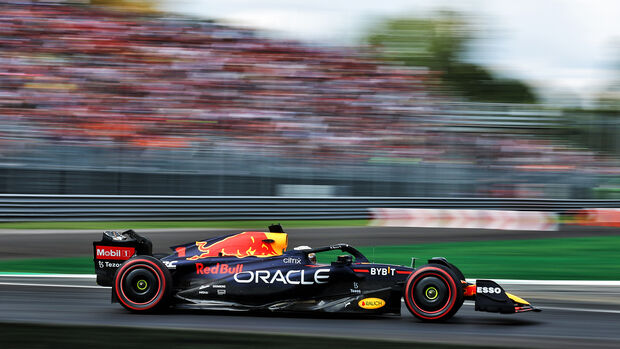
[0, 257, 93, 274]
[322, 235, 620, 280]
[0, 323, 491, 349]
[0, 219, 368, 230]
[1, 235, 619, 280]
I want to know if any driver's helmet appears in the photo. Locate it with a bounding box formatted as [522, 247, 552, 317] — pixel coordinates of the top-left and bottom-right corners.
[293, 245, 316, 264]
[308, 252, 316, 264]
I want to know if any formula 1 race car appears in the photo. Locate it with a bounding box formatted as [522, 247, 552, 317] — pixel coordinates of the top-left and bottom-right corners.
[93, 224, 540, 322]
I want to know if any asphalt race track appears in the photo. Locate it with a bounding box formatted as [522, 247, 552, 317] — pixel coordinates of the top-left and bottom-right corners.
[0, 275, 619, 349]
[1, 225, 619, 348]
[1, 225, 620, 259]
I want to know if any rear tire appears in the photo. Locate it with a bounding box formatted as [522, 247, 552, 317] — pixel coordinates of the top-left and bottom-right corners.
[113, 256, 172, 312]
[404, 264, 464, 322]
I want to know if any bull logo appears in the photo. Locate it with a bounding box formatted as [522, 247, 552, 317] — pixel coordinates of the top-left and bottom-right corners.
[187, 232, 287, 260]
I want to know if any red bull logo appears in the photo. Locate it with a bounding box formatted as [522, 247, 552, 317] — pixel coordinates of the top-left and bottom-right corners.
[187, 232, 287, 260]
[195, 263, 243, 275]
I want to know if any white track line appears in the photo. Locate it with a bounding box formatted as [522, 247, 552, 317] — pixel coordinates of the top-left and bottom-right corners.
[3, 277, 620, 314]
[0, 281, 108, 289]
[0, 273, 96, 278]
[1, 274, 619, 286]
[463, 301, 620, 314]
[465, 279, 620, 286]
[539, 306, 620, 314]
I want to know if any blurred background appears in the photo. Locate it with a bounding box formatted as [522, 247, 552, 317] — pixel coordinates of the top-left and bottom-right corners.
[1, 2, 620, 348]
[0, 0, 618, 198]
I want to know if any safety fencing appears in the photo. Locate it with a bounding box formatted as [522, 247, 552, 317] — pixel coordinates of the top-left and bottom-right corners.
[0, 194, 618, 223]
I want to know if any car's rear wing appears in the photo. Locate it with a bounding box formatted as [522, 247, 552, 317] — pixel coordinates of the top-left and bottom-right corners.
[93, 230, 152, 286]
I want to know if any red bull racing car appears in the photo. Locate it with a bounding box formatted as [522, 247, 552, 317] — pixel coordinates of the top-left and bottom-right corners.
[93, 224, 540, 322]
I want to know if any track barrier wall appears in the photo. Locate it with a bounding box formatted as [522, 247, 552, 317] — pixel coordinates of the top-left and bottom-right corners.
[0, 195, 618, 227]
[369, 208, 559, 231]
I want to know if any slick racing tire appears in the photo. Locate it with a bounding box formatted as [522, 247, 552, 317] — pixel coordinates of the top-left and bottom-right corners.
[443, 262, 466, 312]
[113, 256, 172, 312]
[404, 264, 464, 322]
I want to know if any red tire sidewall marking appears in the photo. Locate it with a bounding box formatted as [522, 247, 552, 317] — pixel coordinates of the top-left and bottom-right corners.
[410, 272, 452, 314]
[115, 259, 166, 311]
[119, 264, 162, 305]
[405, 266, 457, 320]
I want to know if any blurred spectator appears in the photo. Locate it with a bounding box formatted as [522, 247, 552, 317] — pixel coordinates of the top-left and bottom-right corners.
[0, 1, 618, 197]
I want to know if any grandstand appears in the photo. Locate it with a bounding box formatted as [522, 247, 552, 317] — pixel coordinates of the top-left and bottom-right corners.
[0, 1, 618, 197]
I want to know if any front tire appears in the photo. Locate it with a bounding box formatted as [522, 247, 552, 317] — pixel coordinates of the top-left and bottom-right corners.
[404, 264, 463, 322]
[113, 256, 172, 312]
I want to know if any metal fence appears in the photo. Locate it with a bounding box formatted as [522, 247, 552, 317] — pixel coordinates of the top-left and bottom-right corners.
[0, 154, 603, 198]
[0, 194, 618, 222]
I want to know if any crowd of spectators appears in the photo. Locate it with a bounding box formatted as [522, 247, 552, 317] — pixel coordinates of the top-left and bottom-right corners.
[0, 0, 618, 196]
[0, 1, 435, 158]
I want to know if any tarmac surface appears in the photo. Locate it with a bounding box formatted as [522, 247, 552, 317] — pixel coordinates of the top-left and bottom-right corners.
[0, 224, 619, 259]
[0, 275, 619, 349]
[0, 225, 619, 348]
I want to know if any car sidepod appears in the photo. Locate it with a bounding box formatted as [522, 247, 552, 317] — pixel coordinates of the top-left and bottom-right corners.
[162, 252, 410, 314]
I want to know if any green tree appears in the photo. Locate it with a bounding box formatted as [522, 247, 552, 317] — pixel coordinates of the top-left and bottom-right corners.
[366, 12, 537, 104]
[595, 63, 620, 112]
